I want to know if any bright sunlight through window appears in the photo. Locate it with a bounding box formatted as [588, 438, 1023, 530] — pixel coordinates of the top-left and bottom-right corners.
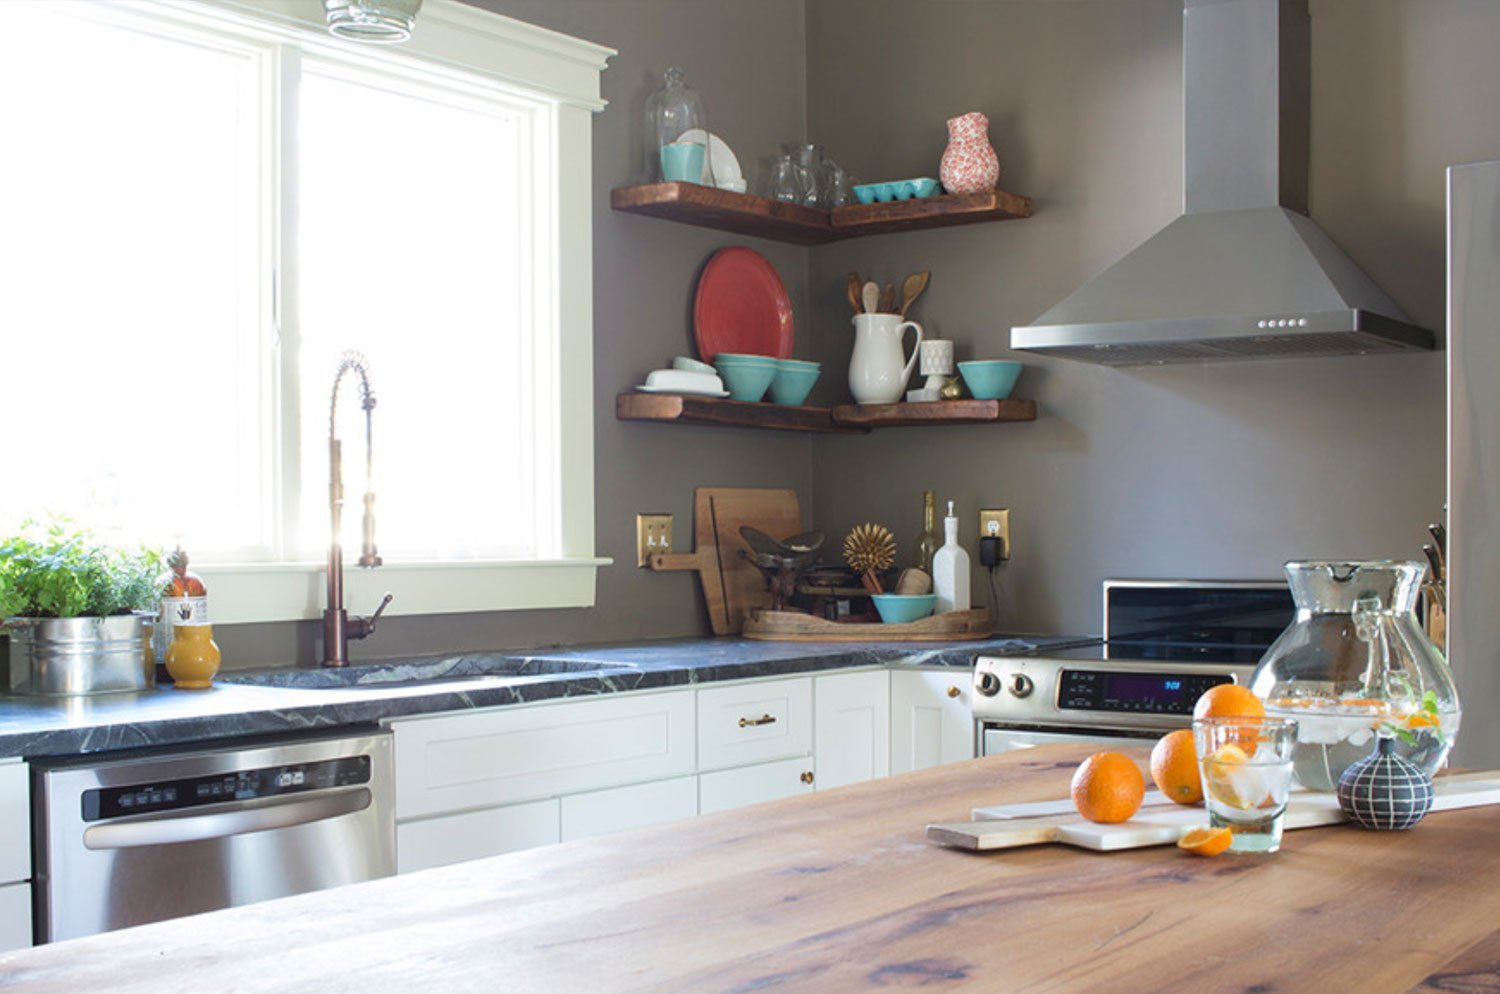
[0, 1, 580, 582]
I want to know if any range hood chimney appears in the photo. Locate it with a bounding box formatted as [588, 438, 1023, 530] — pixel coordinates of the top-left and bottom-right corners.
[1010, 0, 1434, 366]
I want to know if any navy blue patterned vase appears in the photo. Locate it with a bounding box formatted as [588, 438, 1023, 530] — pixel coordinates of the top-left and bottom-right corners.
[1336, 736, 1434, 830]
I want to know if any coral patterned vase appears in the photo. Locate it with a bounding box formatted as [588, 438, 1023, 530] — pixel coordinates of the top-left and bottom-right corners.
[939, 111, 1000, 195]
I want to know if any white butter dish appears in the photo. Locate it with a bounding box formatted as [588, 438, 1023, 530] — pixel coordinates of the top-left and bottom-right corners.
[638, 369, 728, 396]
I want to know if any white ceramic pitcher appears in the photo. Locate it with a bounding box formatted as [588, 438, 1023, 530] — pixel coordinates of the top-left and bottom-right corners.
[848, 314, 923, 404]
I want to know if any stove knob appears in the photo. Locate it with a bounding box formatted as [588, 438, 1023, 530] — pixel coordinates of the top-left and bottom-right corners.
[1007, 673, 1034, 698]
[975, 671, 1002, 697]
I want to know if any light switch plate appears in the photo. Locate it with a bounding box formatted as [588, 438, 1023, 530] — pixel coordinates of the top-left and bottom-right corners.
[636, 514, 673, 567]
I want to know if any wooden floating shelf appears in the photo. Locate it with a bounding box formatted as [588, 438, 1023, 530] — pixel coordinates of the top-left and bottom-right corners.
[616, 394, 1037, 433]
[610, 183, 1033, 245]
[616, 394, 863, 433]
[831, 398, 1038, 428]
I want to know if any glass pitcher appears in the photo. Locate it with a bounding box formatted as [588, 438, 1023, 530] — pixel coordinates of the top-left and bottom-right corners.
[1250, 561, 1460, 790]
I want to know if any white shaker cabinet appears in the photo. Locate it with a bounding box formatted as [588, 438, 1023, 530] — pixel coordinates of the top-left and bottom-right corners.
[889, 668, 975, 774]
[812, 669, 890, 790]
[699, 757, 814, 814]
[388, 689, 696, 872]
[0, 760, 31, 951]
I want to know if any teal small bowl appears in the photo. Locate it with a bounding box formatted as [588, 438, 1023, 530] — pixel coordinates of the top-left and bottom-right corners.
[774, 357, 821, 372]
[770, 364, 820, 406]
[870, 593, 937, 624]
[957, 360, 1023, 400]
[717, 361, 776, 402]
[713, 353, 779, 366]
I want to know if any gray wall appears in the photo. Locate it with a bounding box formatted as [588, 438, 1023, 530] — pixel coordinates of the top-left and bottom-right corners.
[221, 0, 1500, 667]
[803, 0, 1498, 635]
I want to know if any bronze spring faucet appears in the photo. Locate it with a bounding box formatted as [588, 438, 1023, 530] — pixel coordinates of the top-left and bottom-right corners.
[323, 350, 393, 667]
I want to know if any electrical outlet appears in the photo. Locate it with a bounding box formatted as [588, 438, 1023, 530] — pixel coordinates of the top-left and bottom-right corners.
[979, 509, 1010, 561]
[636, 513, 673, 567]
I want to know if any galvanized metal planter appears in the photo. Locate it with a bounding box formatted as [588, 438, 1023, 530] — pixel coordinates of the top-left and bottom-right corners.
[6, 614, 155, 696]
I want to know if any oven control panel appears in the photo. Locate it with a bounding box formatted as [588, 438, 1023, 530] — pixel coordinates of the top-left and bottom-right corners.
[1057, 670, 1232, 715]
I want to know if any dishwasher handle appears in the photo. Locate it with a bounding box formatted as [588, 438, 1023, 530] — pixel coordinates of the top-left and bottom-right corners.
[83, 787, 372, 851]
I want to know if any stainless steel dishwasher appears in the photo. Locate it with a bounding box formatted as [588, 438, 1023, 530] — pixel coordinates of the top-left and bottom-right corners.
[33, 728, 394, 943]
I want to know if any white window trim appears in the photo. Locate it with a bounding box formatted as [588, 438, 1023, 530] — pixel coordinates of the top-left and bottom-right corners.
[164, 0, 616, 623]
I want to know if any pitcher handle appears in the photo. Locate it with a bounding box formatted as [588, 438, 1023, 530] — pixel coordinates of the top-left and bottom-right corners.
[899, 321, 924, 385]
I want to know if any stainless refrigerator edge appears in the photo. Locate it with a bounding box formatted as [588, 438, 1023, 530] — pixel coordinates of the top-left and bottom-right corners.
[1448, 159, 1500, 768]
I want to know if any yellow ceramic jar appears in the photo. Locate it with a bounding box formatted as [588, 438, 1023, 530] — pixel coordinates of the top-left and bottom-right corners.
[165, 623, 221, 690]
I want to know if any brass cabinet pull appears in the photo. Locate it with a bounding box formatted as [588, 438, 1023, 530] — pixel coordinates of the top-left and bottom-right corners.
[800, 771, 814, 785]
[738, 713, 777, 728]
[947, 686, 961, 698]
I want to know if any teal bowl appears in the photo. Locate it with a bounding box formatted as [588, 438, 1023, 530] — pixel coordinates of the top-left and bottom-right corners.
[870, 593, 937, 624]
[713, 353, 779, 367]
[769, 364, 820, 406]
[717, 360, 776, 402]
[957, 360, 1023, 400]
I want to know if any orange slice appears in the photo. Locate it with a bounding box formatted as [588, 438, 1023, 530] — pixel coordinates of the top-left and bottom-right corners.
[1177, 826, 1233, 857]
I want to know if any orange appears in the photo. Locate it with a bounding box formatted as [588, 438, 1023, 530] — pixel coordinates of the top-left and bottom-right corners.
[1404, 710, 1441, 730]
[1071, 751, 1146, 824]
[1192, 683, 1266, 722]
[1177, 826, 1233, 857]
[1150, 729, 1203, 805]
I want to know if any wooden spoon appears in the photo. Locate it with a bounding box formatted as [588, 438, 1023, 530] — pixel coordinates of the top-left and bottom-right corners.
[899, 271, 931, 317]
[862, 281, 880, 315]
[878, 283, 897, 314]
[846, 272, 863, 314]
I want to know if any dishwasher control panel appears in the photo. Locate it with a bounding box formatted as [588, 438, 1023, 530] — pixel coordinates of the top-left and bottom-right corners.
[82, 755, 372, 821]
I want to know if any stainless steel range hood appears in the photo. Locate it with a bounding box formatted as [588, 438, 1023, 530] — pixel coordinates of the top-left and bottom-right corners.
[1010, 0, 1435, 366]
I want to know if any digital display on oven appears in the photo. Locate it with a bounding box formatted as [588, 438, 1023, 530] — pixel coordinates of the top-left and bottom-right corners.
[1058, 670, 1233, 715]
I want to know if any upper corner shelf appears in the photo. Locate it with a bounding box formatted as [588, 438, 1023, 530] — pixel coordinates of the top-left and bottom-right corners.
[609, 182, 1033, 246]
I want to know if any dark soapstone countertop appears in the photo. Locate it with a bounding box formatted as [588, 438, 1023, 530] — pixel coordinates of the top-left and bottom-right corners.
[0, 634, 1096, 760]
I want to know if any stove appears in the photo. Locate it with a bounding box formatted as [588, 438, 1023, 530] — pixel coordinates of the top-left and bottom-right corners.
[973, 580, 1294, 755]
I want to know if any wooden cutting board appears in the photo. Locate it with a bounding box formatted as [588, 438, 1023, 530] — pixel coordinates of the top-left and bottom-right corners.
[926, 771, 1500, 852]
[648, 487, 802, 635]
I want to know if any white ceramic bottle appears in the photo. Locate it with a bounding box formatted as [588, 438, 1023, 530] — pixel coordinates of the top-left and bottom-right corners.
[931, 500, 971, 614]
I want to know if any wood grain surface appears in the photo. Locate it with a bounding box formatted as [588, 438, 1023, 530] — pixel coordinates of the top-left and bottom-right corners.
[646, 487, 803, 635]
[610, 182, 841, 245]
[5, 744, 1499, 993]
[831, 398, 1038, 427]
[742, 608, 992, 641]
[616, 394, 863, 433]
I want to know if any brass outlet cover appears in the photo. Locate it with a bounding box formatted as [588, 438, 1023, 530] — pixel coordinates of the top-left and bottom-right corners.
[636, 513, 673, 567]
[979, 509, 1010, 561]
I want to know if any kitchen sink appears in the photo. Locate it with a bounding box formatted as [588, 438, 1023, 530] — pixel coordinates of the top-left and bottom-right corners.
[218, 656, 635, 692]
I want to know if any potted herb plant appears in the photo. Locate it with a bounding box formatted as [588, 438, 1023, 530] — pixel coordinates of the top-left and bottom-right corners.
[0, 520, 162, 695]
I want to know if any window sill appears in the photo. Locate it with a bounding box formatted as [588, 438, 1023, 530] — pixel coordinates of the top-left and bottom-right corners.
[199, 558, 613, 624]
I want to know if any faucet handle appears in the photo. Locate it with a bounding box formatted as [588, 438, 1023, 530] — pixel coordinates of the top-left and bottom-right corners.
[348, 592, 394, 641]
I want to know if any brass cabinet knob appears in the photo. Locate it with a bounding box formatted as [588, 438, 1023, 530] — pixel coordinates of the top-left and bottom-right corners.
[947, 685, 961, 698]
[738, 713, 777, 728]
[800, 770, 814, 785]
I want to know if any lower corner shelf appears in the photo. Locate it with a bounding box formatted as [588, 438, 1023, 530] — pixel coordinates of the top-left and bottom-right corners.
[616, 394, 1037, 433]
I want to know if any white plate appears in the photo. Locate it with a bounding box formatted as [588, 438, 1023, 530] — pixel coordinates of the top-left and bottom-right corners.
[635, 385, 730, 398]
[677, 129, 742, 188]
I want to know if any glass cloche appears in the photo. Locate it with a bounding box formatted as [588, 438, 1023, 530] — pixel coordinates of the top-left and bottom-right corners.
[1250, 561, 1460, 790]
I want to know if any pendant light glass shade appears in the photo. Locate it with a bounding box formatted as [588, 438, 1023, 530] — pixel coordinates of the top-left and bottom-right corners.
[325, 0, 423, 43]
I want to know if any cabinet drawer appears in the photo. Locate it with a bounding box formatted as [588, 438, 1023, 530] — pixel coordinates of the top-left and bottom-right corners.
[397, 798, 559, 874]
[0, 881, 29, 952]
[391, 690, 695, 819]
[699, 757, 815, 814]
[697, 677, 812, 772]
[0, 761, 28, 884]
[559, 776, 697, 842]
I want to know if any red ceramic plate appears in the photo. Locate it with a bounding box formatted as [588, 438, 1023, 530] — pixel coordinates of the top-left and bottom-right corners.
[693, 247, 795, 361]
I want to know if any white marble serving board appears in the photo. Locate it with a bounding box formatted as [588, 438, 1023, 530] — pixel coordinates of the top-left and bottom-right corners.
[926, 773, 1500, 852]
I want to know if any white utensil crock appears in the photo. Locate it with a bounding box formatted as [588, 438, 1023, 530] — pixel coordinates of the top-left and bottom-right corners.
[849, 314, 923, 405]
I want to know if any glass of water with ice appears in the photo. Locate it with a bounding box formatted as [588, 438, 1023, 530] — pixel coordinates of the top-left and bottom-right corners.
[1192, 716, 1300, 854]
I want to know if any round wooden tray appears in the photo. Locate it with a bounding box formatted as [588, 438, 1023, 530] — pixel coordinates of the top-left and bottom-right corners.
[741, 608, 991, 642]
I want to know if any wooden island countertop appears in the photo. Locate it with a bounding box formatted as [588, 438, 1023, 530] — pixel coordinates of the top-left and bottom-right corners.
[3, 743, 1498, 993]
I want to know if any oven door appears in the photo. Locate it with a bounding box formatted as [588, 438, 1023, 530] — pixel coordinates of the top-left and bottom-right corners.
[981, 725, 1162, 757]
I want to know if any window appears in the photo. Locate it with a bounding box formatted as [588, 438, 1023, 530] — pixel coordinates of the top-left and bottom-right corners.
[0, 0, 611, 620]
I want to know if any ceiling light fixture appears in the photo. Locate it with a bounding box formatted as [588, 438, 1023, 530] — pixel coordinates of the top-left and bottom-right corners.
[324, 0, 422, 43]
